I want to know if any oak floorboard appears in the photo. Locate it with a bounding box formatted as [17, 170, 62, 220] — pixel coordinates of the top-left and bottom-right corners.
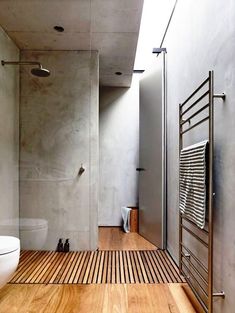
[0, 284, 197, 313]
[98, 227, 157, 250]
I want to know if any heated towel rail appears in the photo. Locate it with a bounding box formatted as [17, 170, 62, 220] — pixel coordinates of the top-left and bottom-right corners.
[179, 71, 225, 313]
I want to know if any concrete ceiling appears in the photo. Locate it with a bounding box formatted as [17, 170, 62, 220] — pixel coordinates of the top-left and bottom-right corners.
[0, 0, 144, 87]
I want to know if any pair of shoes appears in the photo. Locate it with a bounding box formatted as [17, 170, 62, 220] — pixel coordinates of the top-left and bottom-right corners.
[57, 238, 70, 252]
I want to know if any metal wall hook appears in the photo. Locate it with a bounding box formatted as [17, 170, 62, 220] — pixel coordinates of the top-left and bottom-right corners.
[213, 92, 226, 100]
[213, 291, 225, 298]
[184, 253, 190, 258]
[181, 119, 191, 125]
[78, 164, 85, 175]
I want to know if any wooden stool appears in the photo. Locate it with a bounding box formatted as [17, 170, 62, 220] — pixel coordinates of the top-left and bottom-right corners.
[128, 206, 139, 232]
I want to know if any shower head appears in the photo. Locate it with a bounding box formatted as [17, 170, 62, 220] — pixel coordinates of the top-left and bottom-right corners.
[31, 66, 50, 77]
[1, 60, 50, 77]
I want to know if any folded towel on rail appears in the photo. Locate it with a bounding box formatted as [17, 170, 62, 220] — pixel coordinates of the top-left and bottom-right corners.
[121, 207, 131, 233]
[179, 140, 208, 229]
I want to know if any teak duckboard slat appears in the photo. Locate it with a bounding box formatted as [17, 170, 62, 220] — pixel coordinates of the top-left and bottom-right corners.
[10, 250, 185, 285]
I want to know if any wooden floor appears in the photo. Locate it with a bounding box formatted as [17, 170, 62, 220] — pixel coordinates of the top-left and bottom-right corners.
[99, 227, 157, 250]
[0, 283, 197, 313]
[10, 250, 185, 284]
[0, 227, 200, 312]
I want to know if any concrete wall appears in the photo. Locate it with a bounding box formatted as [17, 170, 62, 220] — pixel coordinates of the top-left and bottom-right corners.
[165, 0, 235, 312]
[0, 27, 19, 237]
[99, 75, 139, 226]
[20, 50, 99, 251]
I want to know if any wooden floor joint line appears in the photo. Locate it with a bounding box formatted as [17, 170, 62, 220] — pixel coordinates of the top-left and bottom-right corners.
[10, 250, 185, 285]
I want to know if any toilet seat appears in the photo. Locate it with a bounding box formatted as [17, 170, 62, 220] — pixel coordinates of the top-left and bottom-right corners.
[0, 236, 20, 255]
[20, 218, 48, 231]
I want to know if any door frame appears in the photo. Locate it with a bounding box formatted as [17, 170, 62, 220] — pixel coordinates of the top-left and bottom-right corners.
[161, 51, 167, 250]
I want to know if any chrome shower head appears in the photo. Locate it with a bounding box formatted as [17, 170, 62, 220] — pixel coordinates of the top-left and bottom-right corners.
[31, 66, 50, 77]
[1, 60, 50, 77]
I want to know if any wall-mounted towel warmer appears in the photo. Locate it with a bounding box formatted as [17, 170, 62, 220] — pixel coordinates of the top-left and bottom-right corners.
[179, 71, 225, 313]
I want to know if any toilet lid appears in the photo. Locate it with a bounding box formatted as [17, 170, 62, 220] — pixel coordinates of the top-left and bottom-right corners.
[0, 236, 20, 255]
[20, 218, 48, 231]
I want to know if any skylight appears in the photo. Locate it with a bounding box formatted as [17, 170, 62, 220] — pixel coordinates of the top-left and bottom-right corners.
[134, 0, 176, 70]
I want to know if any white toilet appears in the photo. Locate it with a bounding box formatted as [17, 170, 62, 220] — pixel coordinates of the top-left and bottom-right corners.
[0, 218, 48, 250]
[0, 236, 20, 288]
[20, 218, 48, 250]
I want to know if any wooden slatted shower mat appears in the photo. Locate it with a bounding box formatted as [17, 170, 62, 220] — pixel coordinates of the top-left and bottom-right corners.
[10, 250, 185, 285]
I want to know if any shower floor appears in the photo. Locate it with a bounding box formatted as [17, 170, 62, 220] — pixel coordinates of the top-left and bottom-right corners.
[10, 250, 185, 285]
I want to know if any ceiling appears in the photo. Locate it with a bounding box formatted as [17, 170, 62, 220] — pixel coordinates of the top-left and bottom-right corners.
[0, 0, 144, 87]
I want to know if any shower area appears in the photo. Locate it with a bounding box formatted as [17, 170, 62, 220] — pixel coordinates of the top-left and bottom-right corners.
[0, 0, 145, 254]
[0, 47, 99, 251]
[0, 33, 166, 253]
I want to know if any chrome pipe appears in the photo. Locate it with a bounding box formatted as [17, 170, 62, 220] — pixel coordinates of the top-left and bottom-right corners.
[179, 103, 183, 273]
[181, 116, 209, 135]
[180, 242, 208, 274]
[182, 252, 208, 286]
[180, 77, 209, 108]
[181, 224, 208, 247]
[1, 60, 41, 67]
[181, 90, 209, 116]
[208, 70, 214, 313]
[181, 214, 209, 234]
[181, 103, 209, 126]
[182, 260, 208, 298]
[183, 272, 209, 313]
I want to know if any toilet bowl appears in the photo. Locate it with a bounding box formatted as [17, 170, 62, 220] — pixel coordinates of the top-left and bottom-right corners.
[0, 236, 20, 288]
[0, 218, 48, 250]
[0, 218, 19, 237]
[20, 218, 48, 250]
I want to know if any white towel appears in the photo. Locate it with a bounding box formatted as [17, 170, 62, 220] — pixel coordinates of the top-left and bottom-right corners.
[179, 140, 208, 229]
[121, 207, 131, 233]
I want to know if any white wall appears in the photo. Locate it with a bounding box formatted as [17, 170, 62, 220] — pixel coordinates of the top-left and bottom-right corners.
[0, 26, 19, 237]
[99, 75, 139, 226]
[165, 0, 235, 312]
[20, 50, 99, 251]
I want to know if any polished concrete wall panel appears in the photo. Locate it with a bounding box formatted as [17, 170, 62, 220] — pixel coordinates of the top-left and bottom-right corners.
[99, 76, 139, 226]
[0, 26, 19, 237]
[20, 50, 99, 251]
[165, 0, 235, 312]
